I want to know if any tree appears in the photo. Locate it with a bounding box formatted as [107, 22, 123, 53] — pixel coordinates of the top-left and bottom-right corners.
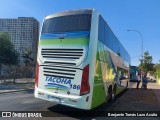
[0, 32, 19, 76]
[138, 51, 154, 73]
[22, 49, 35, 77]
[23, 49, 34, 66]
[153, 60, 160, 80]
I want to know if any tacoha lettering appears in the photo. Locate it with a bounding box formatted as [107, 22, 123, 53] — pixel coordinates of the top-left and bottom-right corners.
[46, 76, 71, 85]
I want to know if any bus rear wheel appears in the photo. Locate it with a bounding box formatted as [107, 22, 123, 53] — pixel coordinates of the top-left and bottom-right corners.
[107, 86, 112, 103]
[112, 85, 116, 102]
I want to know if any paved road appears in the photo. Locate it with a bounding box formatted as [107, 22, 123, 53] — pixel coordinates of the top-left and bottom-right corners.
[0, 82, 160, 120]
[0, 90, 53, 111]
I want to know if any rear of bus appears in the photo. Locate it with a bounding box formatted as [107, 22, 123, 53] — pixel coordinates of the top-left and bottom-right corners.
[34, 9, 94, 110]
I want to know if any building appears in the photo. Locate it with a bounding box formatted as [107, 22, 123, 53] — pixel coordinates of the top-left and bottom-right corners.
[0, 17, 39, 77]
[0, 17, 39, 65]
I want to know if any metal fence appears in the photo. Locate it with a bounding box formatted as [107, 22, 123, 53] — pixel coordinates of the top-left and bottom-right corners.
[0, 65, 35, 84]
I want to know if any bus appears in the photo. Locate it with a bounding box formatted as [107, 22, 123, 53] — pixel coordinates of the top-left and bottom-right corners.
[130, 66, 137, 81]
[34, 9, 131, 110]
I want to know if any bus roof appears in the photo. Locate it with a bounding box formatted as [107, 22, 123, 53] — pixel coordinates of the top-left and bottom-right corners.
[45, 9, 94, 19]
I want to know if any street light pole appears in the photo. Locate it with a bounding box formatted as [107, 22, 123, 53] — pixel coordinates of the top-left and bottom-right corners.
[157, 69, 158, 81]
[127, 30, 143, 63]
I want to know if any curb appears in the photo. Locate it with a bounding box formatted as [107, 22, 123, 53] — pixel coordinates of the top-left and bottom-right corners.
[0, 88, 34, 94]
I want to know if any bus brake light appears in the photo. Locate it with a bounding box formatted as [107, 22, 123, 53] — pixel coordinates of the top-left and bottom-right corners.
[35, 63, 39, 87]
[80, 64, 90, 96]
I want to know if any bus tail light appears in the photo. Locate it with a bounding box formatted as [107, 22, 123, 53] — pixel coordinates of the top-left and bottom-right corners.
[80, 64, 90, 96]
[35, 63, 39, 87]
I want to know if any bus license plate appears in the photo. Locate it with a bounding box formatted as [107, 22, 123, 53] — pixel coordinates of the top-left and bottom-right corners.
[47, 95, 61, 103]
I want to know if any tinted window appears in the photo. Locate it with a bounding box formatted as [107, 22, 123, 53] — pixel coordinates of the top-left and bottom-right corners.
[42, 14, 91, 33]
[98, 15, 130, 64]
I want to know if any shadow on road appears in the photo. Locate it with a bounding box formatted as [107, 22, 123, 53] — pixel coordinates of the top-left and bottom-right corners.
[107, 88, 160, 111]
[47, 103, 111, 118]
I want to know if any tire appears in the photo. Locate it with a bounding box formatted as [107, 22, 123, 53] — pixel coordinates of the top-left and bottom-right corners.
[112, 85, 116, 102]
[107, 86, 112, 103]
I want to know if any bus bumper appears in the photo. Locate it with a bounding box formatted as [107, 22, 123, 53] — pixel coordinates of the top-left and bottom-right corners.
[34, 86, 91, 110]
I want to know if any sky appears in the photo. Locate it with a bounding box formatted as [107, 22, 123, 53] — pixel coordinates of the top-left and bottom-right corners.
[0, 0, 160, 66]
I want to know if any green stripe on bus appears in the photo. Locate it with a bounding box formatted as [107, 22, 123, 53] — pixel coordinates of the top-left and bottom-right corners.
[91, 81, 106, 109]
[40, 37, 89, 45]
[91, 52, 106, 109]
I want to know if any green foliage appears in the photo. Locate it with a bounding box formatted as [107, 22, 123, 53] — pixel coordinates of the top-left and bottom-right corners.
[138, 51, 154, 73]
[0, 32, 19, 65]
[22, 49, 34, 66]
[154, 63, 160, 79]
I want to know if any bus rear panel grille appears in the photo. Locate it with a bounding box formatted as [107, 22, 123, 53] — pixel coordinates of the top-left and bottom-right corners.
[41, 48, 83, 60]
[43, 66, 76, 80]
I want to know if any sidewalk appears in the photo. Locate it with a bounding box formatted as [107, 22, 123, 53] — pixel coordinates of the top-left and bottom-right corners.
[129, 81, 160, 104]
[0, 78, 35, 94]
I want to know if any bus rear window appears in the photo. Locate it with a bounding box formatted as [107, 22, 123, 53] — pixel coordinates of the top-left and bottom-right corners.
[42, 14, 91, 33]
